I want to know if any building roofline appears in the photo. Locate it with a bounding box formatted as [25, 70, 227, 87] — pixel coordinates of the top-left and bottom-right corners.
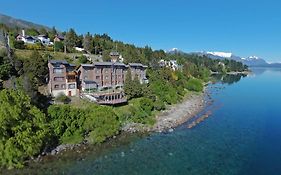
[81, 64, 94, 67]
[129, 63, 148, 68]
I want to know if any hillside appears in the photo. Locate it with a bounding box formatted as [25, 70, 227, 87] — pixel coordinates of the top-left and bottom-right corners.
[0, 13, 50, 31]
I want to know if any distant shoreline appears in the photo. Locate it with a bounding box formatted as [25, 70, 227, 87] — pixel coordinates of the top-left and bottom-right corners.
[211, 71, 250, 75]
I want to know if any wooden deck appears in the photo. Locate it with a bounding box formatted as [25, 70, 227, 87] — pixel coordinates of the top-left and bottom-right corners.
[97, 98, 127, 105]
[90, 91, 127, 105]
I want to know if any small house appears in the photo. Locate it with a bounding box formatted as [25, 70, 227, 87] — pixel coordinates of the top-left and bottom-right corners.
[54, 35, 64, 42]
[37, 35, 50, 45]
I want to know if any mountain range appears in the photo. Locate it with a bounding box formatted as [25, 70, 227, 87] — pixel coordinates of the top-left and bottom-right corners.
[167, 49, 281, 67]
[0, 13, 50, 31]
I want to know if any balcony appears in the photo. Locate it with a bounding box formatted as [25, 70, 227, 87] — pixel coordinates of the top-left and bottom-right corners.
[66, 72, 76, 83]
[67, 78, 76, 83]
[66, 72, 76, 76]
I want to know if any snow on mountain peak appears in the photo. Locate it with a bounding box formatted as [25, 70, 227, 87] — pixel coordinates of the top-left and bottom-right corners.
[206, 52, 232, 58]
[166, 48, 183, 54]
[248, 56, 259, 60]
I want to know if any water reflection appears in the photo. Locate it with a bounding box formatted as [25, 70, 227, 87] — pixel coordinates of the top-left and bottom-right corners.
[250, 67, 281, 76]
[212, 74, 247, 85]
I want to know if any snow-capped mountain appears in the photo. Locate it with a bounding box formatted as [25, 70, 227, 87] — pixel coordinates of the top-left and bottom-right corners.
[206, 52, 232, 58]
[195, 51, 269, 67]
[168, 49, 280, 67]
[239, 56, 267, 66]
[166, 48, 184, 55]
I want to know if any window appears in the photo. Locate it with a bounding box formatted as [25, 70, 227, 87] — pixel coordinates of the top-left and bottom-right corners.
[67, 68, 74, 72]
[54, 77, 64, 81]
[61, 84, 66, 89]
[67, 75, 75, 80]
[53, 68, 63, 74]
[54, 85, 59, 89]
[68, 84, 76, 89]
[96, 76, 100, 80]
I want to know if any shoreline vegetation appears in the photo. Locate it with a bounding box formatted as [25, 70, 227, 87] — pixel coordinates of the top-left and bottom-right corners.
[41, 91, 206, 157]
[0, 24, 249, 170]
[122, 92, 205, 133]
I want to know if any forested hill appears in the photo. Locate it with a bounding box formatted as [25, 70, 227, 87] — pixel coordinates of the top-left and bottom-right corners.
[0, 13, 51, 31]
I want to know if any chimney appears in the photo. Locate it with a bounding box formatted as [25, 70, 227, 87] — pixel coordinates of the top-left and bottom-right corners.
[22, 30, 25, 37]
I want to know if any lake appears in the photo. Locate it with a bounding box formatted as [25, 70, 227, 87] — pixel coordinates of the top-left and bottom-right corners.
[8, 68, 281, 175]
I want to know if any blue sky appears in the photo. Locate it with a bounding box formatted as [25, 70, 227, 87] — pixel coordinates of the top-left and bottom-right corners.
[1, 0, 281, 62]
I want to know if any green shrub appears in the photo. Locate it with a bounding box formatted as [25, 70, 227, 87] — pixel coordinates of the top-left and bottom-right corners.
[78, 55, 88, 64]
[132, 109, 148, 123]
[25, 43, 43, 50]
[186, 78, 203, 92]
[0, 90, 49, 169]
[54, 41, 64, 52]
[13, 40, 25, 49]
[139, 97, 154, 115]
[55, 93, 71, 104]
[154, 99, 166, 111]
[46, 46, 54, 52]
[84, 106, 120, 144]
[48, 104, 120, 145]
[61, 131, 84, 144]
[48, 105, 85, 144]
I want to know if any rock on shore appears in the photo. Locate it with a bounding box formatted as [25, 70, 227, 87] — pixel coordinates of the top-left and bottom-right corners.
[122, 93, 205, 133]
[50, 143, 82, 155]
[151, 93, 205, 132]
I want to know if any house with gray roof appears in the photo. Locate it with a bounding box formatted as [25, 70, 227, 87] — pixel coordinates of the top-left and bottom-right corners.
[77, 53, 148, 92]
[48, 60, 78, 97]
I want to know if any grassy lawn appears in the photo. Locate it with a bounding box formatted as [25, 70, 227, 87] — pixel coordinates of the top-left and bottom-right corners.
[14, 49, 96, 66]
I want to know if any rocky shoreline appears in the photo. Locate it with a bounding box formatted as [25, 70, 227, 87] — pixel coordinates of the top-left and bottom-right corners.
[43, 92, 207, 159]
[152, 93, 205, 132]
[122, 92, 206, 133]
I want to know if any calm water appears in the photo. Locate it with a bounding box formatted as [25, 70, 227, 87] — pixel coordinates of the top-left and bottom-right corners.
[9, 68, 281, 175]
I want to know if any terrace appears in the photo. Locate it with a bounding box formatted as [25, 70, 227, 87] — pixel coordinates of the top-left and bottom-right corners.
[81, 90, 127, 105]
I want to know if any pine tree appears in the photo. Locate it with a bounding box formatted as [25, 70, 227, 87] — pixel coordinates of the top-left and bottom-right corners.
[64, 28, 78, 51]
[124, 70, 143, 99]
[83, 32, 93, 53]
[124, 70, 133, 99]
